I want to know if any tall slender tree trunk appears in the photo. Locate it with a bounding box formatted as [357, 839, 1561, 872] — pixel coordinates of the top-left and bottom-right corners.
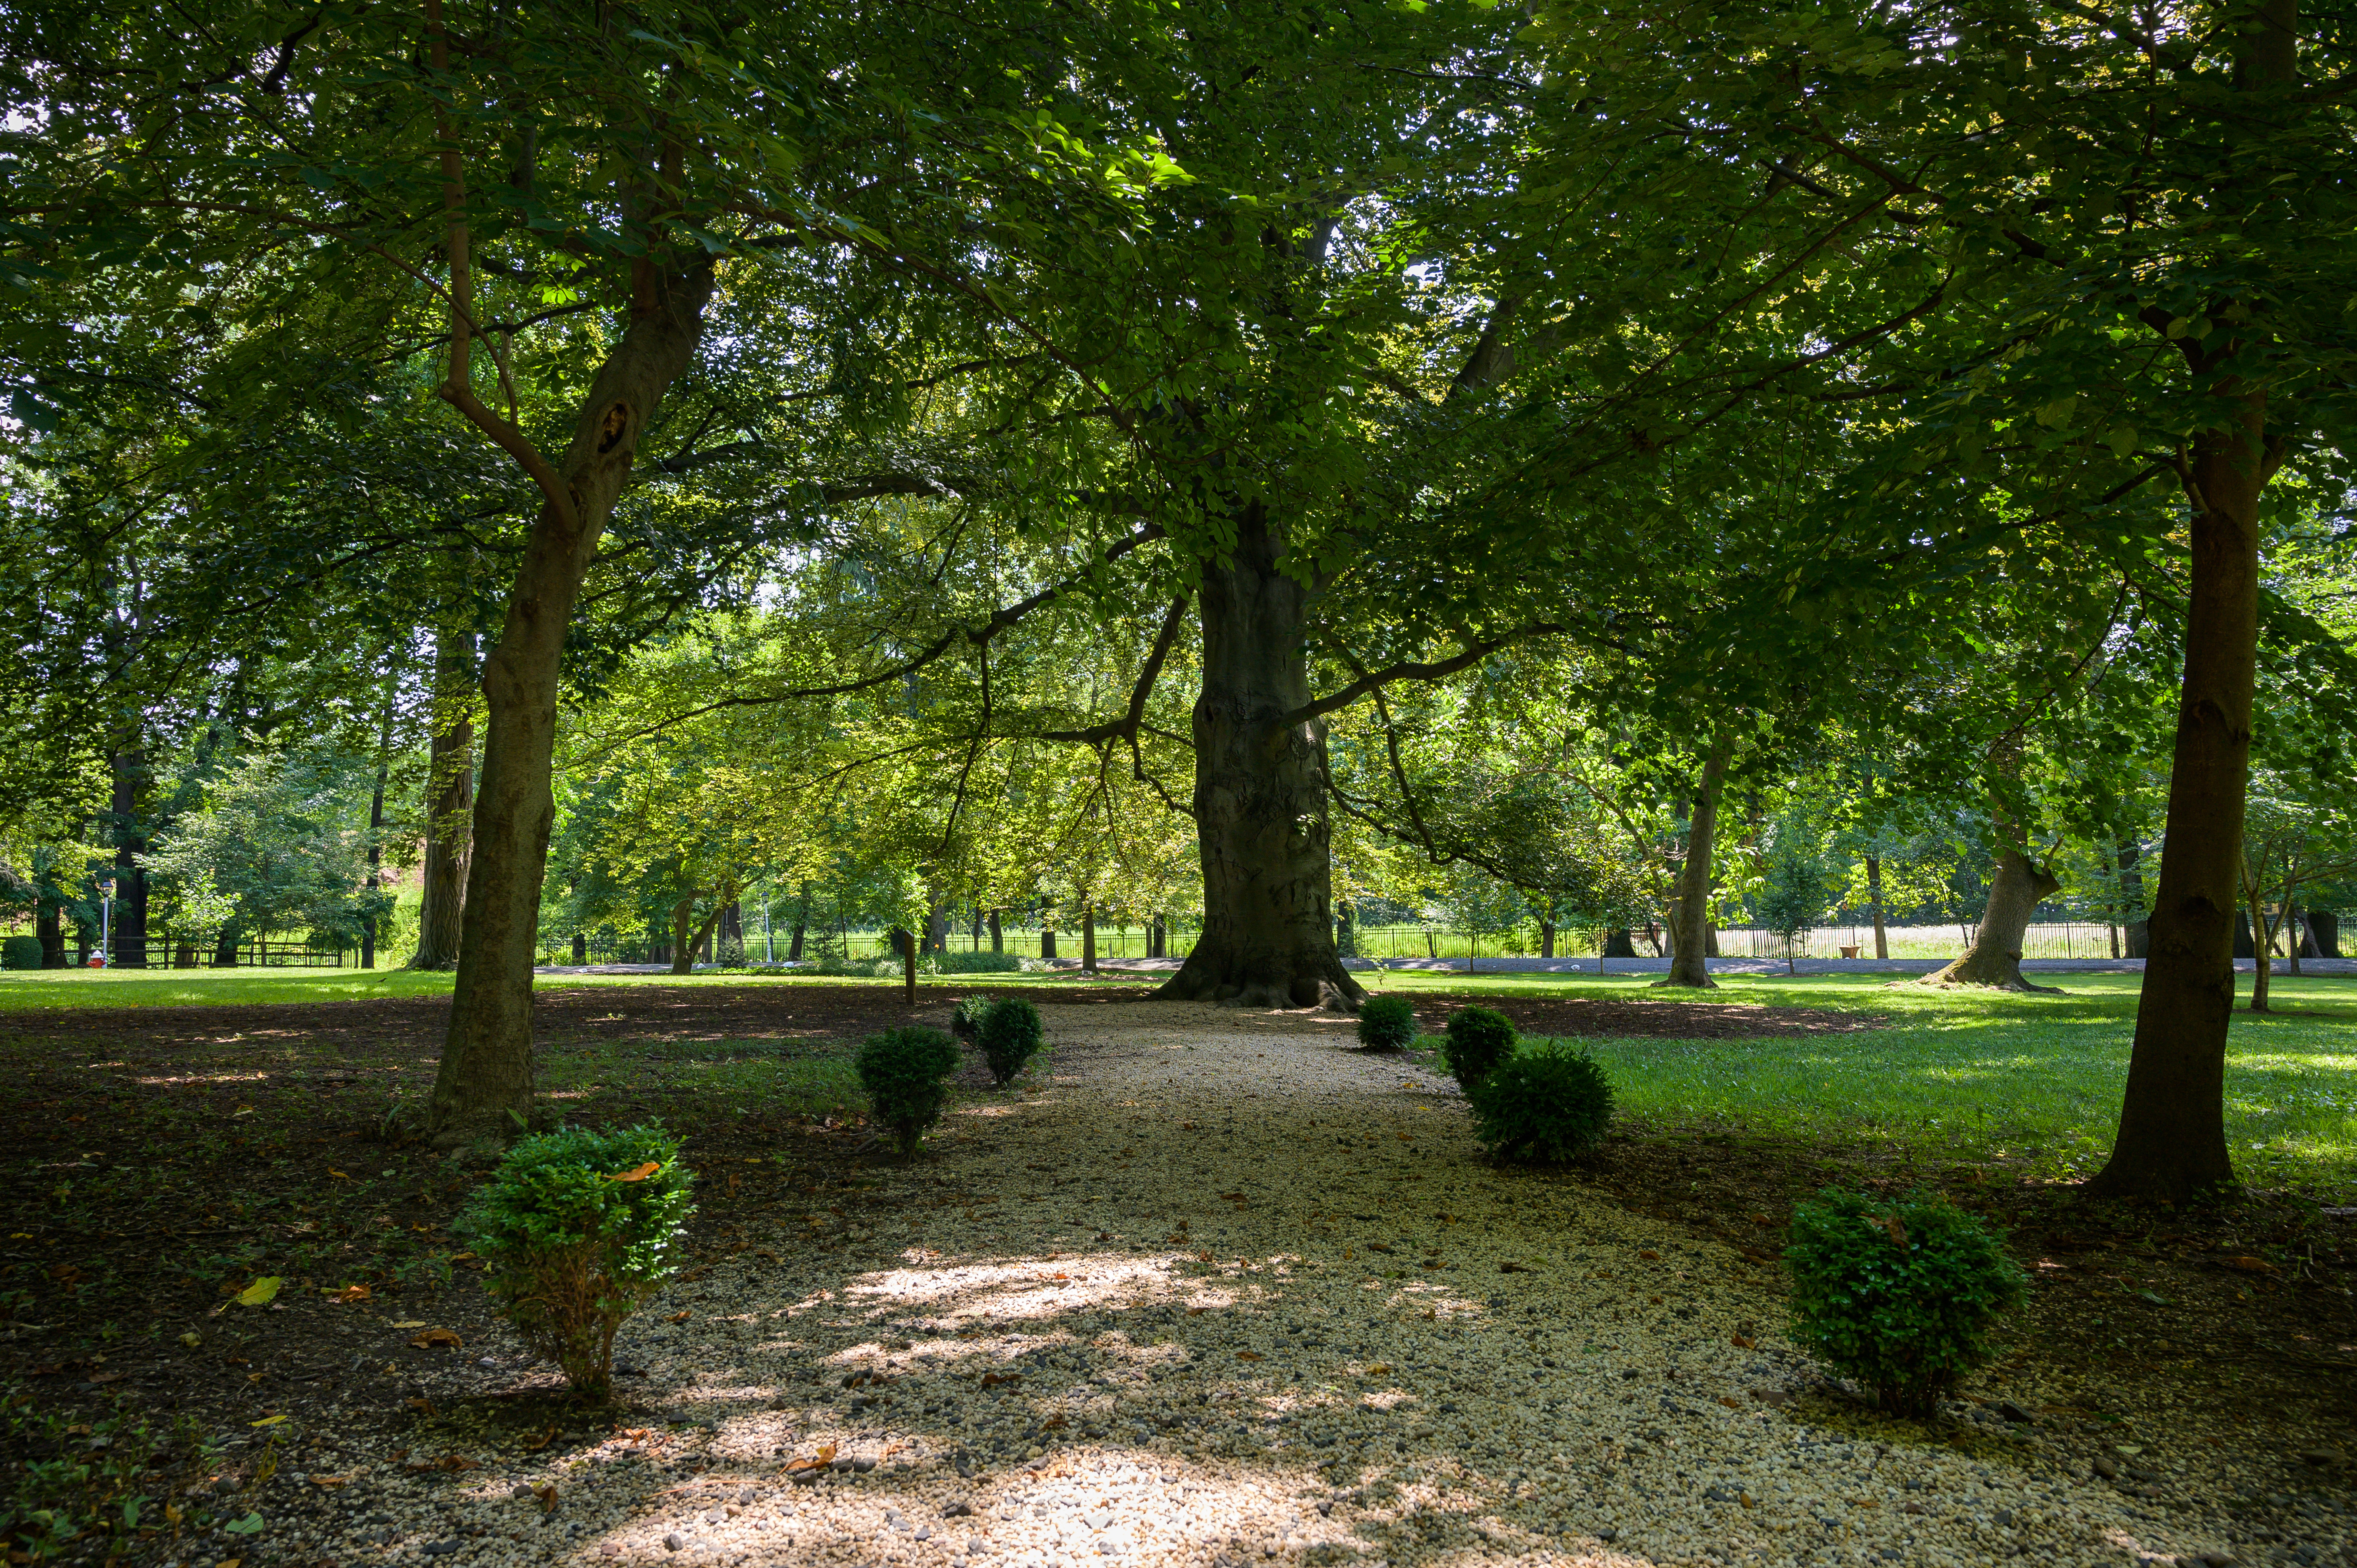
[1866, 855, 1889, 960]
[987, 909, 1003, 954]
[2090, 380, 2276, 1200]
[1661, 735, 1730, 988]
[361, 669, 396, 970]
[427, 261, 718, 1151]
[1082, 903, 1098, 972]
[411, 632, 475, 970]
[1538, 919, 1555, 960]
[1158, 508, 1361, 1010]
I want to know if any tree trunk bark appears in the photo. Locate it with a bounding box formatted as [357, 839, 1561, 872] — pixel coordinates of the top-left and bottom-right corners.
[427, 262, 717, 1151]
[1866, 855, 1889, 960]
[1661, 736, 1730, 988]
[37, 895, 64, 969]
[1921, 843, 2064, 991]
[1155, 508, 1362, 1011]
[988, 909, 1003, 954]
[108, 742, 149, 967]
[1539, 919, 1555, 960]
[1041, 925, 1057, 960]
[362, 753, 388, 970]
[2089, 393, 2274, 1202]
[2311, 909, 2340, 958]
[1082, 903, 1098, 972]
[669, 897, 722, 977]
[411, 632, 475, 971]
[790, 880, 810, 961]
[1602, 928, 1637, 958]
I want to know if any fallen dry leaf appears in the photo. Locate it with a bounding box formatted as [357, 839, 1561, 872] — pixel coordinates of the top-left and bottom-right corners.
[604, 1162, 661, 1184]
[1637, 1249, 1660, 1262]
[324, 1284, 371, 1304]
[408, 1328, 462, 1349]
[667, 1310, 691, 1323]
[1235, 1350, 1262, 1361]
[390, 1320, 428, 1329]
[1732, 1333, 1756, 1349]
[520, 1425, 558, 1452]
[309, 1475, 347, 1489]
[2227, 1255, 2277, 1274]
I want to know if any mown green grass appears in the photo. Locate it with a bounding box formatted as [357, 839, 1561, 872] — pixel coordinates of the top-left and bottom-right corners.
[1374, 969, 2357, 1194]
[0, 965, 1150, 1010]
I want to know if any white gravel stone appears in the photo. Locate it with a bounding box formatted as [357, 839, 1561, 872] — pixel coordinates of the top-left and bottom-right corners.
[293, 1002, 2346, 1568]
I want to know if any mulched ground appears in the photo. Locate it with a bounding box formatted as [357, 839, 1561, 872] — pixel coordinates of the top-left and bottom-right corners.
[1574, 1123, 2357, 1447]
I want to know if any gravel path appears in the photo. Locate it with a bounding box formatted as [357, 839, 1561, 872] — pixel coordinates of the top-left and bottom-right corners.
[253, 1004, 2341, 1568]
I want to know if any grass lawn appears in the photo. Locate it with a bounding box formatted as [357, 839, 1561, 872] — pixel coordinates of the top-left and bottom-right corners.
[0, 964, 1155, 1010]
[1371, 968, 2357, 1197]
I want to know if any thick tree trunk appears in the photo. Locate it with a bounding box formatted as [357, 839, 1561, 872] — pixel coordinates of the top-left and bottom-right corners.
[790, 880, 810, 961]
[1155, 508, 1362, 1011]
[37, 897, 64, 969]
[1922, 844, 2064, 991]
[2089, 403, 2272, 1200]
[1082, 904, 1098, 972]
[1602, 928, 1637, 958]
[1661, 736, 1730, 988]
[411, 632, 475, 970]
[1538, 919, 1555, 960]
[2312, 909, 2341, 958]
[987, 909, 1002, 954]
[427, 262, 716, 1151]
[2232, 908, 2254, 958]
[1041, 925, 1057, 960]
[108, 743, 149, 967]
[1866, 855, 1889, 960]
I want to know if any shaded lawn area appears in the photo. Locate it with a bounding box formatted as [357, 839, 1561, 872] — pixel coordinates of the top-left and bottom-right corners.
[1373, 969, 2357, 1198]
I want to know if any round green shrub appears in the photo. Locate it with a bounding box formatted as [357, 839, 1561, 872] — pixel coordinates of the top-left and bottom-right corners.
[1355, 994, 1417, 1051]
[1443, 1006, 1517, 1092]
[975, 997, 1044, 1084]
[857, 1026, 963, 1154]
[1467, 1042, 1614, 1162]
[1784, 1188, 2027, 1417]
[456, 1123, 693, 1400]
[2, 934, 44, 970]
[950, 994, 992, 1039]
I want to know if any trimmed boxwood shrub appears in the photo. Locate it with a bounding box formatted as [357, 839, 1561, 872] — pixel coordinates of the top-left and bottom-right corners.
[1, 935, 43, 970]
[1443, 1006, 1517, 1093]
[1355, 994, 1417, 1051]
[1785, 1188, 2027, 1417]
[950, 994, 991, 1039]
[975, 997, 1044, 1084]
[457, 1123, 693, 1400]
[1467, 1042, 1614, 1162]
[857, 1026, 963, 1154]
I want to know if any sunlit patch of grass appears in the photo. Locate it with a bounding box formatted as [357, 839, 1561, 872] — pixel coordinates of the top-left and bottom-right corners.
[1372, 971, 2357, 1194]
[0, 965, 1152, 1012]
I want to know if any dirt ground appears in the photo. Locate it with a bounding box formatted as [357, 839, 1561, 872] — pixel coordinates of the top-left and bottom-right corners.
[2, 982, 2351, 1563]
